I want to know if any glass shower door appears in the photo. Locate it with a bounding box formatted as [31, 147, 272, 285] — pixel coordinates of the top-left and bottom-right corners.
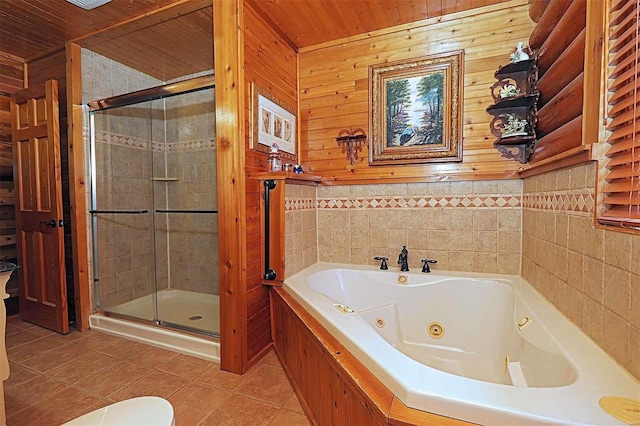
[90, 100, 157, 321]
[90, 78, 219, 337]
[151, 88, 219, 335]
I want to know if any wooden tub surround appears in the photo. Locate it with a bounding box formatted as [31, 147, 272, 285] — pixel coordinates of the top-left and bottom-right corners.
[270, 288, 473, 426]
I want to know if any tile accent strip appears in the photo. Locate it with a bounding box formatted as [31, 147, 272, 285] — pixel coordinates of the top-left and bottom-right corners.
[311, 195, 521, 210]
[93, 129, 215, 152]
[285, 198, 316, 211]
[522, 191, 594, 215]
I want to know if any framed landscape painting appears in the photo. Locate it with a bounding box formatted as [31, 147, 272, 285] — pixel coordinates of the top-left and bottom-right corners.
[369, 51, 464, 165]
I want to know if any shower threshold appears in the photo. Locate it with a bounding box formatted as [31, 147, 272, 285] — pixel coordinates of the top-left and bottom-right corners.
[89, 289, 220, 362]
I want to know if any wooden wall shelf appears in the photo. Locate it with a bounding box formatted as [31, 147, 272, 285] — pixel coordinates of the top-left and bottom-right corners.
[249, 171, 323, 186]
[487, 58, 539, 164]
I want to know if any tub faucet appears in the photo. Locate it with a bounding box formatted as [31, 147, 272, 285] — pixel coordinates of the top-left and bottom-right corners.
[421, 258, 437, 273]
[373, 256, 389, 270]
[398, 246, 409, 271]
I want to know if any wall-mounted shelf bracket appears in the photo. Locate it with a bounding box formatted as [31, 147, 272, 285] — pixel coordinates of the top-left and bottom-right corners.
[335, 128, 367, 166]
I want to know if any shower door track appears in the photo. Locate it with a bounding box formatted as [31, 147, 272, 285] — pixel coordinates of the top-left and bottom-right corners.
[97, 310, 220, 340]
[88, 74, 215, 112]
[155, 320, 220, 339]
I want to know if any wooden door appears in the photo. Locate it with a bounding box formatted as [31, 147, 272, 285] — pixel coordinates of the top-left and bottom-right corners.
[10, 79, 68, 334]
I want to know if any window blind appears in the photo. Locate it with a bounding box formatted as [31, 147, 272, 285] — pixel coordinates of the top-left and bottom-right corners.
[599, 0, 640, 229]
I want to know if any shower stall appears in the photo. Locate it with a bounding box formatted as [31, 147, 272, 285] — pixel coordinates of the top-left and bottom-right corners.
[88, 75, 220, 339]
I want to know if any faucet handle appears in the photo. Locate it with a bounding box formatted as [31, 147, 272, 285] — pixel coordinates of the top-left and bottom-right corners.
[374, 256, 389, 270]
[421, 258, 437, 273]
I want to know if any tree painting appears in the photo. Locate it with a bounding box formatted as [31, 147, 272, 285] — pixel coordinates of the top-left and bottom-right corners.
[385, 70, 445, 147]
[386, 79, 411, 147]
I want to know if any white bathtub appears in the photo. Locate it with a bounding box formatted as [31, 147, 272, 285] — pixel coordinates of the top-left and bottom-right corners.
[283, 262, 640, 425]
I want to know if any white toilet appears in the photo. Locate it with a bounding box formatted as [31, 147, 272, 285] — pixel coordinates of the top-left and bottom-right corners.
[63, 396, 175, 426]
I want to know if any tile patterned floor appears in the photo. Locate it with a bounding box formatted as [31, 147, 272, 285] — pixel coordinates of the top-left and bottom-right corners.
[3, 316, 310, 426]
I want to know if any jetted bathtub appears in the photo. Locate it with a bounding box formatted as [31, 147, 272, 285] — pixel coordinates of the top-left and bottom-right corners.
[283, 262, 640, 425]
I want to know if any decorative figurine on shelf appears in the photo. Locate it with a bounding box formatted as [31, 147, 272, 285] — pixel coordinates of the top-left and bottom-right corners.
[510, 41, 530, 63]
[499, 83, 520, 99]
[267, 143, 282, 172]
[502, 113, 529, 137]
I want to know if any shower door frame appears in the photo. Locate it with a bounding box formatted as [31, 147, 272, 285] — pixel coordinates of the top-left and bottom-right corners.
[88, 74, 218, 337]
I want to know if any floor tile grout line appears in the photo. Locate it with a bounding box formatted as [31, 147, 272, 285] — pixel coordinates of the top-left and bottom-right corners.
[230, 391, 295, 410]
[46, 358, 125, 387]
[5, 373, 74, 421]
[4, 318, 310, 425]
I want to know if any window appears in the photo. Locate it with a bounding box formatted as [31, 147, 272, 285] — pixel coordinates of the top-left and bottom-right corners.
[599, 0, 640, 230]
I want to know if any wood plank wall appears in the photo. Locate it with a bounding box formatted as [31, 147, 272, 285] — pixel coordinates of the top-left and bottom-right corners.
[242, 2, 298, 367]
[298, 0, 535, 183]
[0, 52, 24, 94]
[528, 0, 589, 164]
[271, 288, 391, 426]
[0, 51, 23, 300]
[0, 51, 24, 177]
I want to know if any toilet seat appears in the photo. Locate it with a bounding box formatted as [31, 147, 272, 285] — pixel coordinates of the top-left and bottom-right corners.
[63, 396, 175, 426]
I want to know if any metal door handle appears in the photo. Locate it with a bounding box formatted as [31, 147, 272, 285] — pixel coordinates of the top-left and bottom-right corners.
[40, 219, 63, 227]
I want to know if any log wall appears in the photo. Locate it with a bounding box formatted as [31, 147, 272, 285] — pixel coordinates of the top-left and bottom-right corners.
[298, 0, 535, 183]
[526, 0, 604, 167]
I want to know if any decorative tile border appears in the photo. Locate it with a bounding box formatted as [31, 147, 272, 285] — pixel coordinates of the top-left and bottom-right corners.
[522, 191, 594, 214]
[283, 195, 521, 211]
[92, 129, 215, 152]
[95, 129, 149, 150]
[285, 198, 316, 211]
[154, 139, 216, 152]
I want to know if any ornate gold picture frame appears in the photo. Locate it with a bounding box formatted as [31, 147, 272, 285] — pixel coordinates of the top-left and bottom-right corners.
[369, 51, 464, 165]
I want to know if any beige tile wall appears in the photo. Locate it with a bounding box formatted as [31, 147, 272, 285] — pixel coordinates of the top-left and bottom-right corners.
[284, 184, 317, 277]
[83, 50, 220, 309]
[163, 87, 219, 295]
[522, 162, 640, 380]
[316, 180, 522, 274]
[83, 50, 163, 309]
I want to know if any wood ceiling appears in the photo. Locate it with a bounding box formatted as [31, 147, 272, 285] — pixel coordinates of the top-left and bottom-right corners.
[0, 0, 512, 81]
[247, 0, 514, 50]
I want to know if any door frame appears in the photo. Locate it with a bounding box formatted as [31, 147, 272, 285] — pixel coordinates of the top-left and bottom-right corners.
[65, 43, 90, 331]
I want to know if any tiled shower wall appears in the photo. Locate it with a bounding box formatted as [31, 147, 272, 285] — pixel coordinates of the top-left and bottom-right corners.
[315, 181, 523, 274]
[92, 127, 156, 308]
[522, 162, 640, 380]
[163, 88, 219, 294]
[82, 50, 162, 309]
[284, 184, 317, 277]
[83, 50, 219, 309]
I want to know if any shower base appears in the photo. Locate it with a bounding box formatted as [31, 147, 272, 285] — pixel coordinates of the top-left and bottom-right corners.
[106, 289, 220, 334]
[89, 289, 220, 362]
